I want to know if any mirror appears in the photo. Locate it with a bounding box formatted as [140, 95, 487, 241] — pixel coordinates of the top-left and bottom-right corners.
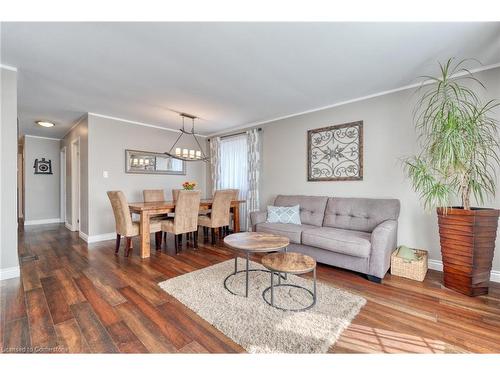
[125, 149, 186, 175]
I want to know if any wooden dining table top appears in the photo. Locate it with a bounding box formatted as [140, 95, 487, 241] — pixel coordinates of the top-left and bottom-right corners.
[128, 199, 245, 212]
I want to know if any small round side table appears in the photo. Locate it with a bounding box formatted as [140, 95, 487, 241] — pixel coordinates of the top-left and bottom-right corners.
[223, 232, 290, 298]
[261, 252, 317, 311]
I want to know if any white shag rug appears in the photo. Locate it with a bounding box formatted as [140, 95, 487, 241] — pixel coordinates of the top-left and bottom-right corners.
[158, 258, 366, 353]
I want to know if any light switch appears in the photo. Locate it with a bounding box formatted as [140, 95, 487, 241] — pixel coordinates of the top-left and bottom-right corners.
[103, 171, 109, 178]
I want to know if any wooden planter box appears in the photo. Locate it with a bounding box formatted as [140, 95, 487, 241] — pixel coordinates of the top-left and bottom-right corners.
[437, 207, 500, 296]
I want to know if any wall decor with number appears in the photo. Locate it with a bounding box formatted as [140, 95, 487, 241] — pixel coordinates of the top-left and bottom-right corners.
[307, 121, 363, 181]
[33, 158, 53, 174]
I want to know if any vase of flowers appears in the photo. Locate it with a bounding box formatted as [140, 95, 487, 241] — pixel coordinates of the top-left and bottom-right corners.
[182, 181, 196, 190]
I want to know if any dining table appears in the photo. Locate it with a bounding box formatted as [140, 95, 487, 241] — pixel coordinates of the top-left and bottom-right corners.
[128, 199, 246, 258]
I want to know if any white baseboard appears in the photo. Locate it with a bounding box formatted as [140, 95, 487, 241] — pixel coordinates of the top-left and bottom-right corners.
[79, 232, 116, 243]
[0, 266, 21, 280]
[24, 218, 63, 226]
[428, 258, 500, 283]
[64, 222, 75, 231]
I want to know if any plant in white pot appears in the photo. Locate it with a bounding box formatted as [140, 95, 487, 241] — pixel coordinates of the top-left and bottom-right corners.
[405, 59, 500, 296]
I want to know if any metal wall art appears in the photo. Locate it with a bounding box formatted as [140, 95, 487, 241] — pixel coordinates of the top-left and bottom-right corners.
[125, 149, 186, 175]
[33, 158, 53, 174]
[307, 121, 363, 181]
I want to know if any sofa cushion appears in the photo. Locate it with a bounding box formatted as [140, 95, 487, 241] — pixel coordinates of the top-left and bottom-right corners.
[302, 227, 371, 258]
[255, 222, 319, 244]
[323, 197, 400, 232]
[266, 205, 301, 224]
[274, 195, 328, 227]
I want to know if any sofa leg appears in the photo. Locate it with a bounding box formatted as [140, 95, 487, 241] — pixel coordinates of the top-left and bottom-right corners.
[366, 275, 382, 283]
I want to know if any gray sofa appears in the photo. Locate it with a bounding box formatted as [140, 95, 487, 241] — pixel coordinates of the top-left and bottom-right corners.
[250, 195, 400, 282]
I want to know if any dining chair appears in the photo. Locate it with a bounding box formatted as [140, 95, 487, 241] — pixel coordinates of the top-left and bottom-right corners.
[171, 189, 181, 201]
[161, 190, 201, 254]
[198, 190, 233, 245]
[225, 189, 240, 236]
[107, 191, 163, 257]
[144, 189, 165, 203]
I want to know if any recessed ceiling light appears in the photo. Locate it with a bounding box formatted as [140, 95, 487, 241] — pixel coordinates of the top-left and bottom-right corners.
[36, 121, 55, 128]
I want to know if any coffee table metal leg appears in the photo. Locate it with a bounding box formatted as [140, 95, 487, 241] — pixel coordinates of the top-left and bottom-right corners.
[313, 267, 317, 304]
[245, 252, 249, 298]
[234, 256, 238, 274]
[270, 271, 274, 306]
[283, 247, 288, 280]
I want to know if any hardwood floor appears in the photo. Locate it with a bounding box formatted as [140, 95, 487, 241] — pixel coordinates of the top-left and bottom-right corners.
[2, 223, 500, 353]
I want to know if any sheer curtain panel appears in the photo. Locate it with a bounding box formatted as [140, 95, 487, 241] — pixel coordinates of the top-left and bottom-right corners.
[219, 134, 248, 230]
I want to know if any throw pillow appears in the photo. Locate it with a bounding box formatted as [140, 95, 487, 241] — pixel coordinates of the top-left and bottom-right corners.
[266, 205, 301, 225]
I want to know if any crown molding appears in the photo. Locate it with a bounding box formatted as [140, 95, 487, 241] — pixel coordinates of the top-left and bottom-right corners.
[207, 61, 500, 138]
[25, 134, 61, 141]
[88, 112, 208, 138]
[62, 114, 87, 139]
[0, 64, 17, 72]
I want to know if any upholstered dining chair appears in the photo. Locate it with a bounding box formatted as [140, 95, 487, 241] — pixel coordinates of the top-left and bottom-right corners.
[198, 190, 233, 245]
[107, 191, 163, 257]
[161, 190, 201, 254]
[144, 189, 165, 203]
[225, 189, 240, 235]
[144, 189, 171, 221]
[171, 189, 181, 202]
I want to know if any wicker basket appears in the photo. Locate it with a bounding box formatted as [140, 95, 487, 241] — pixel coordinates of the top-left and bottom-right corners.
[390, 247, 428, 282]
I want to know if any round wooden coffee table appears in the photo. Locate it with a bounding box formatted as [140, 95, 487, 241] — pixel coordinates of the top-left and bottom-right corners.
[261, 252, 317, 311]
[223, 232, 290, 297]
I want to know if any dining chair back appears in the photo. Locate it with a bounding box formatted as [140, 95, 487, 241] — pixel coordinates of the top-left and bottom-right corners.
[172, 189, 181, 201]
[173, 190, 201, 233]
[143, 189, 165, 202]
[107, 191, 135, 236]
[209, 190, 234, 228]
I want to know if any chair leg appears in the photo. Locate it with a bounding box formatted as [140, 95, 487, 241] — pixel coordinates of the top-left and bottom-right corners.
[155, 231, 162, 251]
[125, 237, 133, 257]
[218, 227, 223, 240]
[174, 234, 178, 254]
[115, 234, 121, 254]
[203, 227, 208, 242]
[211, 228, 216, 245]
[194, 231, 198, 249]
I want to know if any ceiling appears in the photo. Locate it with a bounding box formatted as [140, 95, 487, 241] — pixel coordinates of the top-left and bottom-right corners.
[2, 22, 500, 138]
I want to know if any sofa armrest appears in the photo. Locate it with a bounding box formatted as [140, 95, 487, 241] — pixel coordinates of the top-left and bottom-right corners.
[249, 210, 267, 231]
[368, 220, 398, 279]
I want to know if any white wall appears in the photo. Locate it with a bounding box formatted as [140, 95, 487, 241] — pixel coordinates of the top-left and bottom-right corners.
[61, 115, 89, 234]
[0, 67, 19, 279]
[24, 136, 61, 223]
[258, 67, 500, 273]
[87, 114, 208, 237]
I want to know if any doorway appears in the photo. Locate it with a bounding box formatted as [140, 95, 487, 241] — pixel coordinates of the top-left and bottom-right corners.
[70, 138, 80, 232]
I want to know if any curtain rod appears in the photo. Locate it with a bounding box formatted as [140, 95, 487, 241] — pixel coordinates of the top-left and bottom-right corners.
[207, 127, 262, 142]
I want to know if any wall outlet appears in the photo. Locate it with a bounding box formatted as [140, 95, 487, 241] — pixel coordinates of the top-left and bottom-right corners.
[103, 171, 109, 178]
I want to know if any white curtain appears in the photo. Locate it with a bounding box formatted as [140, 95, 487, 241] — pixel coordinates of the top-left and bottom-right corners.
[219, 134, 249, 230]
[246, 128, 261, 231]
[209, 136, 222, 195]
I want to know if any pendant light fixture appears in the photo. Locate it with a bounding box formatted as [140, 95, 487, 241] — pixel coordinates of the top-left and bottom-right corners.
[164, 113, 209, 162]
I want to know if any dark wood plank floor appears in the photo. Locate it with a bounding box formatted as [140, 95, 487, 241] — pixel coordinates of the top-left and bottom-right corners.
[2, 224, 500, 353]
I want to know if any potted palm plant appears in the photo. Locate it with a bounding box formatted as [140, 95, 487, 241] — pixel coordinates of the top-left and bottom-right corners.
[405, 59, 500, 296]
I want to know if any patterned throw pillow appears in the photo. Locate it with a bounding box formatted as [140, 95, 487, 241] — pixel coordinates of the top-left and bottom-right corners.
[266, 205, 302, 225]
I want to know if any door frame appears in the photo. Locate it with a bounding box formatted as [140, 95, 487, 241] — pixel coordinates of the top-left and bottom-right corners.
[70, 138, 80, 232]
[60, 146, 66, 225]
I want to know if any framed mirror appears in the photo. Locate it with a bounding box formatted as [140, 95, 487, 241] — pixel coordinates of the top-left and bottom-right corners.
[125, 149, 186, 175]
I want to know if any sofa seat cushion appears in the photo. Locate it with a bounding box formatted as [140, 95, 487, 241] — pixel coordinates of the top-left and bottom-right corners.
[255, 222, 319, 244]
[302, 227, 371, 258]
